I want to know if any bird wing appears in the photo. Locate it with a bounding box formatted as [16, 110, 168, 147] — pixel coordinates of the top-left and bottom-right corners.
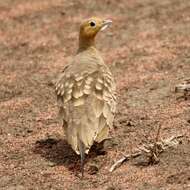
[54, 59, 116, 154]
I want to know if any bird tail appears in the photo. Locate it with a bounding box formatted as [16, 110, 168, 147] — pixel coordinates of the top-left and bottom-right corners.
[78, 139, 85, 178]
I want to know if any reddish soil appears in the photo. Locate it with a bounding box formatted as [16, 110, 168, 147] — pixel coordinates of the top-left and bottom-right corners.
[0, 0, 190, 189]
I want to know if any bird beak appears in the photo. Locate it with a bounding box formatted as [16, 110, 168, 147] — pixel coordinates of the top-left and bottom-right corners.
[100, 19, 112, 31]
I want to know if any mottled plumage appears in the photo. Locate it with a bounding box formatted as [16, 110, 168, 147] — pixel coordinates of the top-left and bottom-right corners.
[54, 17, 116, 176]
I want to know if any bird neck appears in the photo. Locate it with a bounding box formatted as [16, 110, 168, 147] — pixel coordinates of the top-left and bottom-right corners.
[78, 35, 96, 52]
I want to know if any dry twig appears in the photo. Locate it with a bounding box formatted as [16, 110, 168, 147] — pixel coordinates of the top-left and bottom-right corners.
[109, 134, 183, 172]
[109, 152, 141, 172]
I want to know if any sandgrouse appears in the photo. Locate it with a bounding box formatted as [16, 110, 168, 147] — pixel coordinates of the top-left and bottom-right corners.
[54, 17, 116, 176]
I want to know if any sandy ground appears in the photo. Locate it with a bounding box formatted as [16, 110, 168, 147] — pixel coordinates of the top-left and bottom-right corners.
[0, 0, 190, 189]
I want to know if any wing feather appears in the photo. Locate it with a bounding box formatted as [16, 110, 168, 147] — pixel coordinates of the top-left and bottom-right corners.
[54, 61, 116, 154]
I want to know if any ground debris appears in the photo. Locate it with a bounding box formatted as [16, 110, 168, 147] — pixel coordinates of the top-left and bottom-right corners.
[175, 78, 190, 100]
[109, 134, 183, 172]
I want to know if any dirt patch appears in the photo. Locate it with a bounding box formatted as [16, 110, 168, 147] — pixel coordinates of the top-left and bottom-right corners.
[0, 0, 190, 189]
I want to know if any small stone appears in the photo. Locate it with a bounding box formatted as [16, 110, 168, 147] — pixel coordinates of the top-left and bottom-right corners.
[132, 154, 150, 166]
[106, 187, 115, 190]
[88, 164, 99, 175]
[47, 162, 56, 167]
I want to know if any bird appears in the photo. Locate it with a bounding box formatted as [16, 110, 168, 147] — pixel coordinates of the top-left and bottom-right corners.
[54, 17, 116, 177]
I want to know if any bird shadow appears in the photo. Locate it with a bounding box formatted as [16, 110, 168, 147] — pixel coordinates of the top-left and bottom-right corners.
[33, 137, 107, 176]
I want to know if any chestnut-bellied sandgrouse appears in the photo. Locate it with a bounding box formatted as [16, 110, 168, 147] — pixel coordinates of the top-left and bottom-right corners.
[54, 17, 116, 176]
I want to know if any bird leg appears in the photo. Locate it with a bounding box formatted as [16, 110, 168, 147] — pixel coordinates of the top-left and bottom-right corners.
[79, 140, 85, 178]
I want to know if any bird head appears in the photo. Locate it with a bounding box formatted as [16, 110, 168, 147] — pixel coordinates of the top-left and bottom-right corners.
[80, 17, 112, 38]
[79, 17, 112, 50]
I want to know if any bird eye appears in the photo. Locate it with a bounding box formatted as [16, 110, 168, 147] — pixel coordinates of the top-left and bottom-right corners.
[90, 21, 96, 27]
